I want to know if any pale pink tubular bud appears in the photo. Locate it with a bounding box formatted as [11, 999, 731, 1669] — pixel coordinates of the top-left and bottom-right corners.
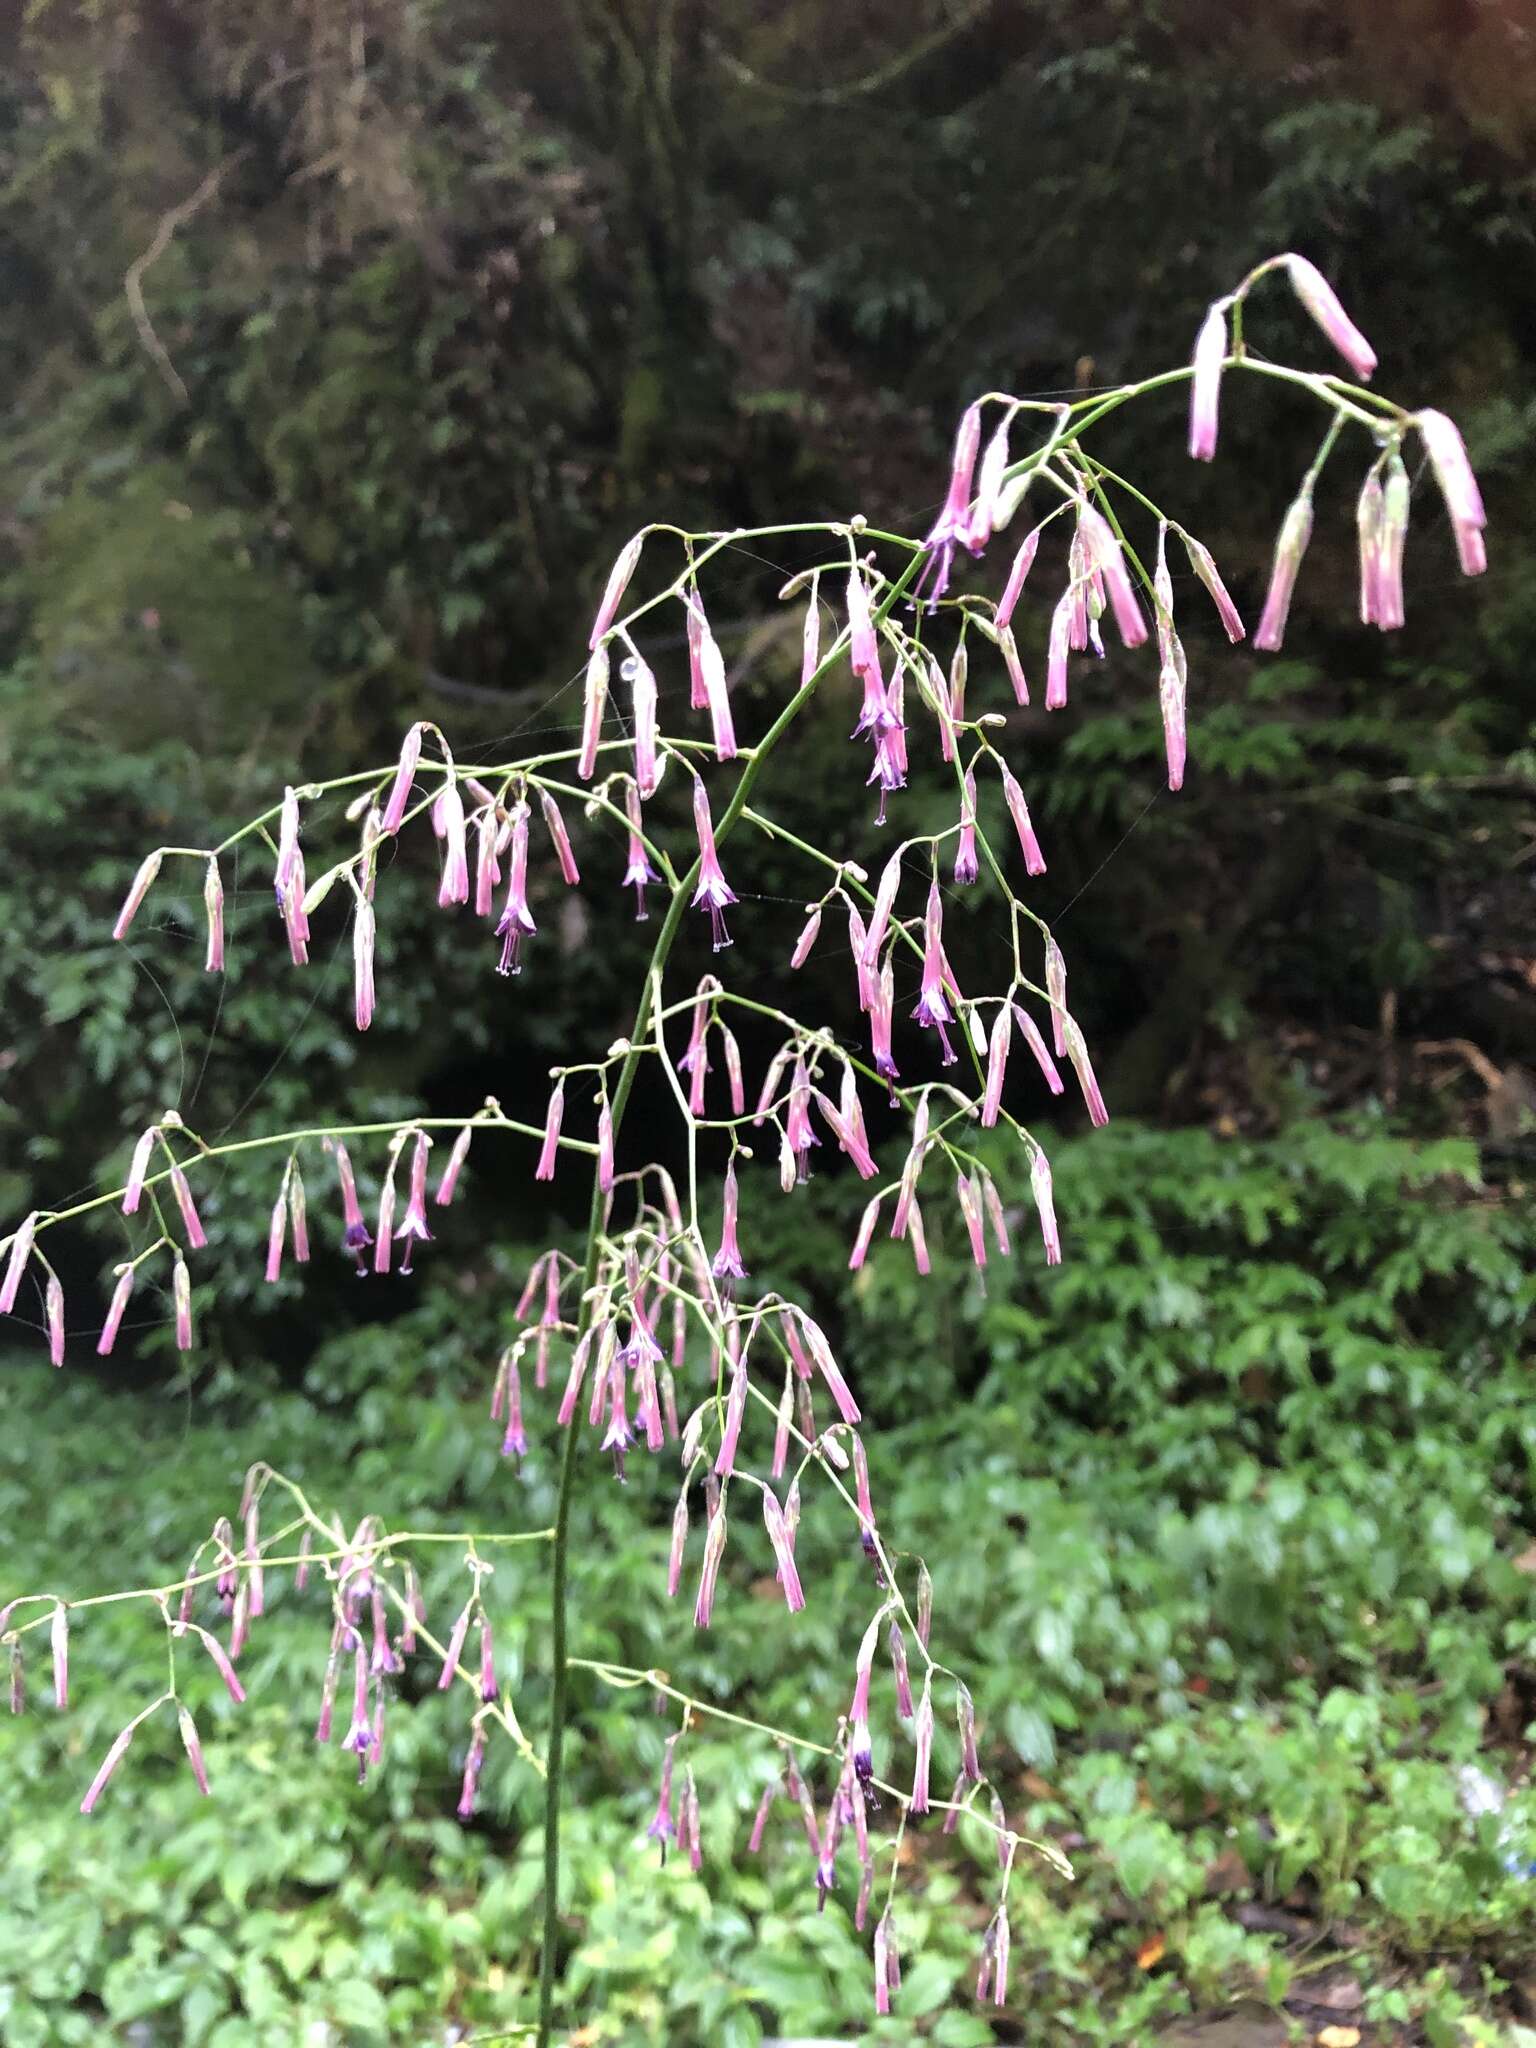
[1188, 303, 1226, 461]
[748, 1778, 777, 1853]
[790, 904, 821, 969]
[352, 896, 376, 1032]
[186, 1622, 246, 1703]
[172, 1254, 193, 1350]
[982, 1004, 1012, 1126]
[690, 596, 737, 759]
[628, 648, 660, 796]
[597, 1099, 614, 1192]
[436, 779, 469, 908]
[1076, 504, 1147, 648]
[275, 786, 301, 891]
[535, 1077, 565, 1181]
[721, 1028, 745, 1116]
[1357, 468, 1385, 626]
[97, 1267, 134, 1355]
[955, 1174, 988, 1268]
[1376, 453, 1409, 630]
[846, 566, 880, 678]
[80, 1720, 137, 1815]
[1063, 1016, 1109, 1127]
[849, 1195, 882, 1270]
[1011, 1002, 1064, 1093]
[168, 1162, 207, 1249]
[1417, 408, 1487, 575]
[908, 1196, 931, 1274]
[667, 1486, 690, 1598]
[874, 1905, 899, 2015]
[713, 1362, 749, 1478]
[51, 1605, 69, 1707]
[957, 1679, 980, 1780]
[265, 1189, 287, 1284]
[693, 1501, 728, 1628]
[123, 1129, 157, 1216]
[113, 851, 163, 942]
[381, 723, 423, 835]
[1045, 933, 1068, 1056]
[1032, 1147, 1061, 1265]
[762, 1487, 805, 1611]
[540, 790, 580, 885]
[982, 1172, 1011, 1258]
[1, 1212, 37, 1315]
[373, 1170, 395, 1274]
[863, 846, 904, 971]
[1284, 253, 1377, 381]
[203, 858, 225, 973]
[435, 1125, 473, 1205]
[1180, 533, 1246, 641]
[796, 1309, 861, 1426]
[801, 578, 822, 684]
[772, 1375, 793, 1476]
[1160, 633, 1188, 793]
[436, 1601, 473, 1690]
[967, 412, 1012, 549]
[178, 1705, 210, 1795]
[578, 643, 609, 780]
[998, 623, 1029, 707]
[1046, 589, 1072, 710]
[474, 805, 500, 917]
[289, 1168, 310, 1262]
[589, 531, 645, 650]
[911, 1677, 934, 1814]
[996, 525, 1041, 630]
[1253, 486, 1315, 651]
[1001, 767, 1047, 876]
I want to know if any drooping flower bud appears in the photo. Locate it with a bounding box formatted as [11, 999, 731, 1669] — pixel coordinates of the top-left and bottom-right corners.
[97, 1266, 134, 1355]
[80, 1719, 137, 1815]
[0, 1212, 37, 1317]
[172, 1254, 193, 1350]
[578, 643, 609, 780]
[690, 779, 737, 952]
[381, 723, 424, 836]
[1284, 253, 1377, 382]
[535, 1076, 565, 1182]
[589, 531, 645, 650]
[435, 1125, 473, 1205]
[203, 858, 225, 973]
[911, 1676, 934, 1814]
[1253, 486, 1315, 652]
[112, 851, 164, 942]
[693, 1499, 728, 1629]
[1179, 532, 1246, 641]
[762, 1486, 805, 1611]
[122, 1128, 157, 1217]
[540, 789, 581, 885]
[1188, 301, 1227, 461]
[1417, 407, 1487, 576]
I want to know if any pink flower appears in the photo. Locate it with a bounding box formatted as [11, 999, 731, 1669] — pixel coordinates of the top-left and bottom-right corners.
[203, 858, 225, 973]
[80, 1720, 137, 1815]
[667, 1486, 690, 1598]
[540, 790, 580, 885]
[762, 1487, 804, 1611]
[1063, 1016, 1109, 1127]
[966, 412, 1012, 550]
[123, 1129, 157, 1216]
[1180, 533, 1246, 641]
[874, 1906, 900, 2015]
[1031, 1147, 1061, 1265]
[178, 1706, 210, 1796]
[332, 1141, 372, 1270]
[276, 786, 302, 893]
[790, 904, 821, 969]
[97, 1267, 134, 1356]
[998, 624, 1029, 706]
[1417, 408, 1487, 576]
[381, 723, 423, 835]
[457, 1727, 486, 1820]
[1284, 254, 1377, 381]
[395, 1132, 433, 1275]
[44, 1272, 64, 1367]
[711, 1159, 747, 1291]
[112, 851, 163, 942]
[172, 1254, 193, 1350]
[911, 1676, 934, 1813]
[373, 1167, 396, 1275]
[1076, 504, 1147, 648]
[693, 1500, 728, 1629]
[686, 594, 737, 759]
[1012, 1000, 1064, 1094]
[1045, 934, 1067, 1056]
[578, 644, 609, 780]
[647, 1733, 681, 1854]
[1253, 486, 1315, 652]
[1357, 468, 1386, 627]
[1188, 303, 1227, 461]
[265, 1188, 287, 1283]
[870, 959, 899, 1088]
[435, 1125, 473, 1205]
[1, 1211, 37, 1315]
[495, 804, 537, 976]
[435, 779, 469, 908]
[911, 882, 957, 1064]
[846, 1611, 882, 1783]
[626, 647, 659, 795]
[1001, 767, 1047, 876]
[996, 524, 1041, 632]
[1046, 589, 1072, 710]
[290, 1169, 310, 1263]
[917, 400, 983, 601]
[589, 531, 645, 650]
[170, 1162, 207, 1247]
[849, 1195, 882, 1270]
[621, 782, 659, 921]
[690, 780, 737, 952]
[535, 1077, 565, 1181]
[353, 897, 376, 1031]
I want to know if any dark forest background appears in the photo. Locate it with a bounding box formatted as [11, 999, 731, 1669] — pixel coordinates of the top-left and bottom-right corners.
[1, 5, 1535, 2045]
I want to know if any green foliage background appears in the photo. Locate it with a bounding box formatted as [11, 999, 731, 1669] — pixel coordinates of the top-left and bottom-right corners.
[1, 3, 1535, 2043]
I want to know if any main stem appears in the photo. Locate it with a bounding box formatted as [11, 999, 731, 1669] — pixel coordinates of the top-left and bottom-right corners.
[533, 544, 924, 2046]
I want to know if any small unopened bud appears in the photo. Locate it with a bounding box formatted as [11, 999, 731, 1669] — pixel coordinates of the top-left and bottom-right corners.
[113, 851, 163, 942]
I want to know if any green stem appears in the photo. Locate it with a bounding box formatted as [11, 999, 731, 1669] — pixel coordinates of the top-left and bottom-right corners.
[533, 542, 926, 2046]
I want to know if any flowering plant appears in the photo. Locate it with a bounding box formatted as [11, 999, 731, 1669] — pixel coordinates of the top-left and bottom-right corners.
[0, 255, 1486, 2041]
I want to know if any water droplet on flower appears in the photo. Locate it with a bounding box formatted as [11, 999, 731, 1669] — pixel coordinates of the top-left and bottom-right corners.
[619, 655, 640, 681]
